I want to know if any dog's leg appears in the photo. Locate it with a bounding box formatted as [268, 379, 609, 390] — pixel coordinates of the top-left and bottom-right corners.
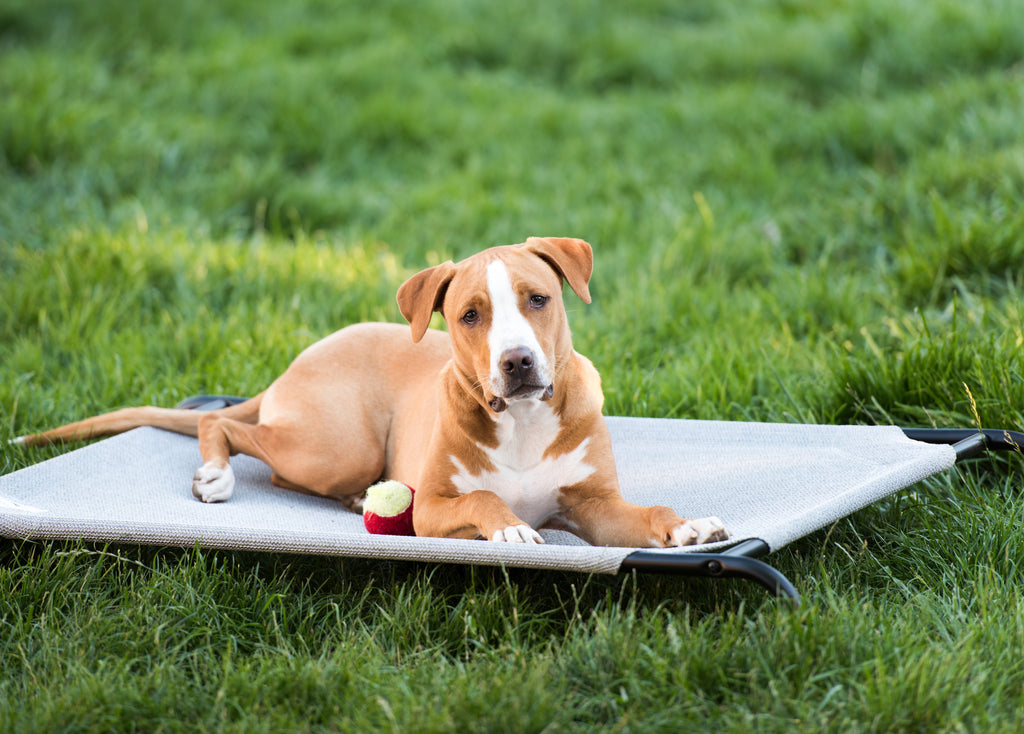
[267, 471, 368, 512]
[413, 490, 544, 543]
[191, 398, 266, 503]
[559, 493, 728, 548]
[190, 388, 388, 507]
[192, 407, 256, 503]
[192, 410, 386, 506]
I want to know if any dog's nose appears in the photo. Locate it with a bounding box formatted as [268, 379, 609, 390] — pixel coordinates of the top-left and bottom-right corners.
[500, 347, 535, 380]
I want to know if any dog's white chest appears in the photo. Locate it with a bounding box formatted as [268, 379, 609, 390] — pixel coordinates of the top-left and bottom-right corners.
[449, 401, 594, 528]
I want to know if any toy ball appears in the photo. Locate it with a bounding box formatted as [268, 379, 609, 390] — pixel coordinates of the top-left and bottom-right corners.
[362, 480, 415, 536]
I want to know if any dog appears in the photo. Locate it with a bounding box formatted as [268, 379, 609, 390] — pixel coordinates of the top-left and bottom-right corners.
[14, 237, 727, 547]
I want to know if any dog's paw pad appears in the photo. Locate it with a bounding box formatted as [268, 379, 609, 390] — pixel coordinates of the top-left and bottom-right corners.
[191, 462, 235, 503]
[490, 524, 544, 544]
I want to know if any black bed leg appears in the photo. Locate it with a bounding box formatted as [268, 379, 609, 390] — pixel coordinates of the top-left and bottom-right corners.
[621, 546, 800, 604]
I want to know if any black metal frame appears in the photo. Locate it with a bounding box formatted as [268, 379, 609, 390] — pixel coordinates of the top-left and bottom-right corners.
[621, 538, 799, 600]
[174, 398, 1022, 606]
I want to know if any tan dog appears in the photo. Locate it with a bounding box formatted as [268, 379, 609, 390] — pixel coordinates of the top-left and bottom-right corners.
[15, 237, 727, 547]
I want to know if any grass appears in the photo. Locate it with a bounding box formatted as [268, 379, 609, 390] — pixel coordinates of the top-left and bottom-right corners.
[2, 0, 1024, 730]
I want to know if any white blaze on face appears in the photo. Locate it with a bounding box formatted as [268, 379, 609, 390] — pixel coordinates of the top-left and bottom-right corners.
[485, 259, 550, 392]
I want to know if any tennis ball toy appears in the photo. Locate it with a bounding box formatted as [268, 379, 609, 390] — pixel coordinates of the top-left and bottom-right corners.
[362, 480, 415, 536]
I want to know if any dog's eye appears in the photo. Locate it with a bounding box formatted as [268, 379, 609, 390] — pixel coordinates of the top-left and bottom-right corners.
[461, 309, 480, 326]
[529, 295, 549, 309]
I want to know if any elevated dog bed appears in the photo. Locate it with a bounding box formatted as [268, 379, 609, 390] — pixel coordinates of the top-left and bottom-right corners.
[2, 397, 1018, 602]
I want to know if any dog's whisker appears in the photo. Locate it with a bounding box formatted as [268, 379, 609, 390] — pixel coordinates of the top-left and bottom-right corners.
[471, 374, 491, 393]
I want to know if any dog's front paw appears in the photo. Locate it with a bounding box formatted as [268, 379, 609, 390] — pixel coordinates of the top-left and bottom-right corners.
[669, 516, 729, 547]
[192, 461, 235, 503]
[490, 524, 544, 544]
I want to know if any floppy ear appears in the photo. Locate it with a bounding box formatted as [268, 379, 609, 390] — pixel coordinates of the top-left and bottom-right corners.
[523, 237, 593, 304]
[396, 261, 456, 343]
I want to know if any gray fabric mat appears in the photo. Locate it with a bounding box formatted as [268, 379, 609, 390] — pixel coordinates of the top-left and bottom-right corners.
[0, 418, 956, 574]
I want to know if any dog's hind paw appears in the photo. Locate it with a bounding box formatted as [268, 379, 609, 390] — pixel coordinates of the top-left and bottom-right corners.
[491, 524, 544, 544]
[670, 516, 729, 546]
[192, 461, 235, 503]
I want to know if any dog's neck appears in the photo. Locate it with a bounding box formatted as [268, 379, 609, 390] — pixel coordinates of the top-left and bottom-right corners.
[488, 398, 565, 469]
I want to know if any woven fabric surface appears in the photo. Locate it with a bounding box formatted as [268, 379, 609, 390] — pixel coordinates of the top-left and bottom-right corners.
[0, 418, 956, 573]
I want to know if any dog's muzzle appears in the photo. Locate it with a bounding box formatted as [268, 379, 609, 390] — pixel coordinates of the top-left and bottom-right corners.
[489, 347, 554, 412]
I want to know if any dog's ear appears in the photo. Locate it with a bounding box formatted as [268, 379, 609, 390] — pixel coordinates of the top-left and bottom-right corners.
[523, 237, 593, 304]
[397, 261, 457, 342]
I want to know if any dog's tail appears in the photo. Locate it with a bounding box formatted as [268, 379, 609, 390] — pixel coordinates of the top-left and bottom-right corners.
[10, 394, 263, 448]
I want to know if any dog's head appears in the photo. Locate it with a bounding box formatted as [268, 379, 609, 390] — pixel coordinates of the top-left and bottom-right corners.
[397, 237, 593, 412]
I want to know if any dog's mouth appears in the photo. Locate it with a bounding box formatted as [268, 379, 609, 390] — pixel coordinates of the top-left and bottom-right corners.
[489, 383, 554, 413]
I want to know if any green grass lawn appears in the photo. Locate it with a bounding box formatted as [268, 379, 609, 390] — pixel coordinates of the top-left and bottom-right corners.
[3, 0, 1024, 730]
